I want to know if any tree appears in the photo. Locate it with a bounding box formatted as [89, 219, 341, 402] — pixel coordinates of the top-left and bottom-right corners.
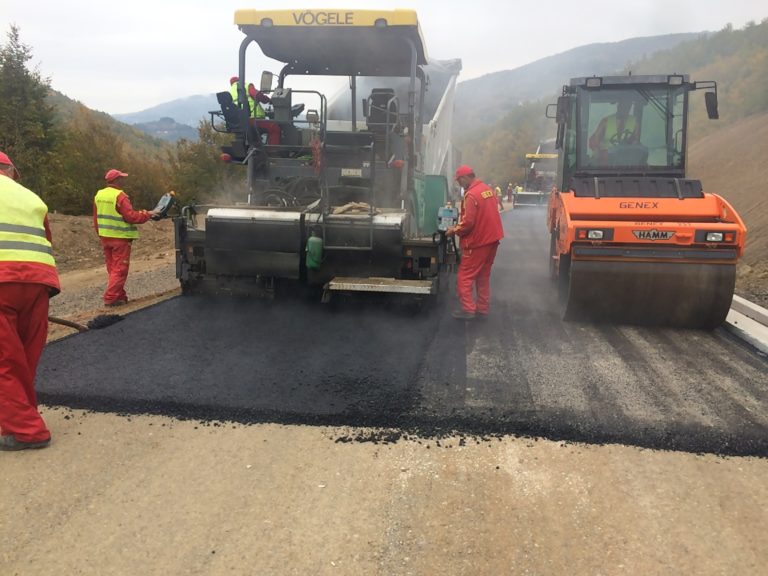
[169, 120, 246, 204]
[0, 25, 57, 194]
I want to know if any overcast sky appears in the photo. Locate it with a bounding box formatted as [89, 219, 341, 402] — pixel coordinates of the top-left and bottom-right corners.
[3, 0, 766, 114]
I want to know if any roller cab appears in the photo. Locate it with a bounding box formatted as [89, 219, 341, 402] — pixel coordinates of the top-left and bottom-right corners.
[546, 75, 747, 328]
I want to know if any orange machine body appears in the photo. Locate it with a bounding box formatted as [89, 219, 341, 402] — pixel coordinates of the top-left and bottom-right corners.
[545, 74, 747, 328]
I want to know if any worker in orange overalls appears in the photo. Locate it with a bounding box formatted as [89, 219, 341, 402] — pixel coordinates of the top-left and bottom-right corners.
[93, 169, 157, 307]
[0, 151, 61, 451]
[446, 165, 505, 320]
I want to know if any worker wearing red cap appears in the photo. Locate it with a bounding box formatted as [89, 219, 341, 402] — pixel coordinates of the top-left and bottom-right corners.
[446, 165, 504, 320]
[229, 76, 280, 145]
[0, 151, 60, 450]
[93, 169, 157, 307]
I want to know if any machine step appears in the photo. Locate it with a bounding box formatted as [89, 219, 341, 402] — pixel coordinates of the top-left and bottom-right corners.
[326, 276, 435, 295]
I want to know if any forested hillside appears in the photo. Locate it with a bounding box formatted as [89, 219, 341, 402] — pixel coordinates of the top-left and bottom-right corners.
[0, 25, 244, 215]
[457, 19, 768, 188]
[631, 21, 768, 137]
[454, 33, 700, 134]
[689, 112, 768, 271]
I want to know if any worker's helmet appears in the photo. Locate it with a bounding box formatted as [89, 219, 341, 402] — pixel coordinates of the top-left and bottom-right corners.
[229, 76, 239, 85]
[0, 151, 19, 180]
[105, 169, 128, 182]
[454, 165, 474, 180]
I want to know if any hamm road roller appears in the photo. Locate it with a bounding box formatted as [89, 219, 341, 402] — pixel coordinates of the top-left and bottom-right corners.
[546, 74, 747, 328]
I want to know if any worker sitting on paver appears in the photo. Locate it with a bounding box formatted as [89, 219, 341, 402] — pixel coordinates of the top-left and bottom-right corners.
[229, 76, 281, 146]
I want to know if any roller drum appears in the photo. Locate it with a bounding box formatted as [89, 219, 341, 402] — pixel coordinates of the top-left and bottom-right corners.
[560, 259, 736, 329]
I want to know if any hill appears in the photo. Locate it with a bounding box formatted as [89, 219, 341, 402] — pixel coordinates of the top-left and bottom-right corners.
[689, 111, 768, 305]
[34, 89, 175, 214]
[113, 94, 218, 127]
[46, 89, 170, 156]
[454, 32, 702, 133]
[132, 117, 198, 142]
[112, 94, 218, 140]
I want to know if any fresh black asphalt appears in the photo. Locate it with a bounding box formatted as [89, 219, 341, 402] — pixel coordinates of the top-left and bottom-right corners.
[37, 208, 768, 456]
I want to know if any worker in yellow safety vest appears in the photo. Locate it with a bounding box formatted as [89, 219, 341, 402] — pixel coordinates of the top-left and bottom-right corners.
[0, 151, 60, 451]
[229, 76, 280, 145]
[229, 76, 270, 119]
[589, 100, 639, 161]
[93, 169, 158, 307]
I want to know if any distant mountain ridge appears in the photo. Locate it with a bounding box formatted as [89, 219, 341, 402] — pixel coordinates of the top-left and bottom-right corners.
[113, 94, 218, 128]
[110, 32, 703, 142]
[133, 117, 198, 142]
[454, 32, 702, 132]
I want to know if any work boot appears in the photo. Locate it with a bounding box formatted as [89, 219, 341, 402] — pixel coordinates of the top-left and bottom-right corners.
[451, 309, 476, 320]
[105, 299, 127, 308]
[0, 436, 51, 451]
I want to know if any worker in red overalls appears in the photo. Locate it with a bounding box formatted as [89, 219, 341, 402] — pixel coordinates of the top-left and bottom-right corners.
[0, 151, 61, 451]
[93, 169, 157, 307]
[446, 165, 505, 320]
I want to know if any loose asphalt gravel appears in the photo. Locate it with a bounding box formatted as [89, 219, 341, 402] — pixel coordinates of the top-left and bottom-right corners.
[37, 208, 768, 456]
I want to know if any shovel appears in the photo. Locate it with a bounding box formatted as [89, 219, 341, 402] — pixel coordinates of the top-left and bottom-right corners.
[48, 314, 124, 332]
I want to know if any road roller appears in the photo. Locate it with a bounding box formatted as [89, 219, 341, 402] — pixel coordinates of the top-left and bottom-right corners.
[546, 74, 747, 328]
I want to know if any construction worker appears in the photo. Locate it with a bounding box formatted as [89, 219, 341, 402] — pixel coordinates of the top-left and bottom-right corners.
[246, 82, 269, 120]
[248, 82, 281, 146]
[495, 185, 504, 211]
[229, 76, 280, 146]
[0, 151, 60, 451]
[446, 165, 504, 320]
[589, 100, 639, 162]
[93, 169, 157, 307]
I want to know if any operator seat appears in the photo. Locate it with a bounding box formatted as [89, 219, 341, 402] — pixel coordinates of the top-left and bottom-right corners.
[367, 89, 397, 131]
[366, 89, 398, 160]
[216, 91, 242, 132]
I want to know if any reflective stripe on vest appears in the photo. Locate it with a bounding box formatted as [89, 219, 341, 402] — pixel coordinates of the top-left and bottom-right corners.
[0, 176, 56, 267]
[251, 99, 265, 119]
[94, 187, 139, 239]
[602, 115, 637, 147]
[230, 82, 265, 119]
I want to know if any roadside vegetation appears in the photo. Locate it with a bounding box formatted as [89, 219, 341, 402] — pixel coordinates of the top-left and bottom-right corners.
[0, 25, 245, 214]
[458, 18, 768, 187]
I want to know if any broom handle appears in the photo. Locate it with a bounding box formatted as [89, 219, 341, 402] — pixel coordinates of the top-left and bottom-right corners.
[48, 316, 89, 332]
